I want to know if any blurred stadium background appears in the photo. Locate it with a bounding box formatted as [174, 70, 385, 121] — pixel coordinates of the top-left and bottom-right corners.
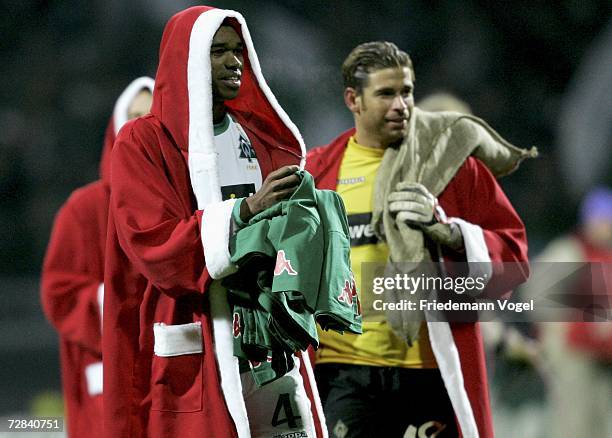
[1, 1, 611, 436]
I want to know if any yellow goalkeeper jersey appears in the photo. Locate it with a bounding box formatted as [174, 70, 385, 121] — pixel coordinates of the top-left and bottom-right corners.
[316, 137, 437, 368]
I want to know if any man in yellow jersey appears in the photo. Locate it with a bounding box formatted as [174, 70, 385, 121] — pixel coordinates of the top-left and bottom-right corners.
[306, 42, 530, 437]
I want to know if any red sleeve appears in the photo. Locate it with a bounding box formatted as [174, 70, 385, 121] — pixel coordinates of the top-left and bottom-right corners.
[41, 201, 102, 354]
[442, 158, 530, 297]
[567, 322, 612, 361]
[305, 147, 326, 181]
[110, 123, 208, 297]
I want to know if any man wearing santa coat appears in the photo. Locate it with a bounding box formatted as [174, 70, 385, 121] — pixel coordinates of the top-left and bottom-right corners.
[306, 42, 530, 437]
[103, 6, 326, 438]
[41, 76, 154, 437]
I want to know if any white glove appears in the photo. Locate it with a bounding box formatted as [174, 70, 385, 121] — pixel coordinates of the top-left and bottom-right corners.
[388, 182, 463, 250]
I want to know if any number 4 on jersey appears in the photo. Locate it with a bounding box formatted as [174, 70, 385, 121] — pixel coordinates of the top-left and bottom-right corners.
[271, 393, 301, 429]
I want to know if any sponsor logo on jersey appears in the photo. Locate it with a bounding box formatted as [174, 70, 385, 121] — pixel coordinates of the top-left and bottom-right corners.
[221, 183, 256, 201]
[337, 176, 365, 185]
[272, 433, 308, 438]
[332, 419, 348, 438]
[232, 312, 241, 338]
[337, 278, 357, 306]
[238, 132, 256, 162]
[350, 271, 362, 315]
[347, 213, 379, 247]
[274, 250, 298, 276]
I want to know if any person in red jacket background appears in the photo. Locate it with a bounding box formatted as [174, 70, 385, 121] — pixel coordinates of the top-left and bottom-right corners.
[306, 42, 530, 438]
[103, 6, 326, 438]
[41, 76, 154, 437]
[527, 186, 612, 438]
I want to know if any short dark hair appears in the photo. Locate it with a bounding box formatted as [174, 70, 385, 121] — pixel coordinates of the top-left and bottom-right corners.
[342, 41, 414, 94]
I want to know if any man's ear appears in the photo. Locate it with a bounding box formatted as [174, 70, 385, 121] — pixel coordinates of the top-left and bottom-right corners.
[344, 87, 360, 114]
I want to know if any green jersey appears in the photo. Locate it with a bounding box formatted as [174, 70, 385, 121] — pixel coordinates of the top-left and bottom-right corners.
[223, 171, 361, 385]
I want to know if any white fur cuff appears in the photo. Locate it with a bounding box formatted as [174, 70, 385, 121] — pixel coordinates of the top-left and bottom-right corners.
[450, 218, 493, 292]
[201, 199, 239, 279]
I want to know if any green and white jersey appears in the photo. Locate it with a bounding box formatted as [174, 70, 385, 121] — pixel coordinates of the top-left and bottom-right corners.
[225, 171, 362, 387]
[214, 114, 262, 201]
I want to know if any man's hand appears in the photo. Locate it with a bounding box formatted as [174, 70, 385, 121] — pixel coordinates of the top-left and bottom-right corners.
[388, 182, 463, 250]
[240, 165, 300, 222]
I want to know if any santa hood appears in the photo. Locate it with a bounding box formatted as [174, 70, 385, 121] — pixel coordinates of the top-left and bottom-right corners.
[99, 76, 155, 185]
[150, 6, 306, 210]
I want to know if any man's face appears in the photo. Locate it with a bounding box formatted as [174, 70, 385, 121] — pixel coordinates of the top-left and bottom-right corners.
[127, 90, 153, 120]
[349, 66, 414, 147]
[210, 25, 244, 102]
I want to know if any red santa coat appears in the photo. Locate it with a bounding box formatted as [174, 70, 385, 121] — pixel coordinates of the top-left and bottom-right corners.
[41, 77, 154, 438]
[103, 7, 325, 438]
[306, 128, 530, 438]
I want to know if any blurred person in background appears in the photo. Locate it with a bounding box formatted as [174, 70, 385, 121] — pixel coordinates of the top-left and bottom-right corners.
[307, 41, 532, 438]
[41, 76, 154, 437]
[528, 186, 612, 438]
[417, 92, 473, 115]
[103, 6, 325, 438]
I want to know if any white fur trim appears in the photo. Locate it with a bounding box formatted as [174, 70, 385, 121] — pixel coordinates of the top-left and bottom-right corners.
[153, 322, 203, 357]
[201, 199, 239, 279]
[426, 219, 491, 435]
[450, 218, 493, 294]
[113, 76, 155, 134]
[187, 10, 305, 436]
[209, 280, 250, 438]
[187, 12, 220, 208]
[300, 352, 328, 438]
[427, 322, 479, 438]
[187, 9, 306, 210]
[97, 283, 104, 330]
[85, 361, 104, 396]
